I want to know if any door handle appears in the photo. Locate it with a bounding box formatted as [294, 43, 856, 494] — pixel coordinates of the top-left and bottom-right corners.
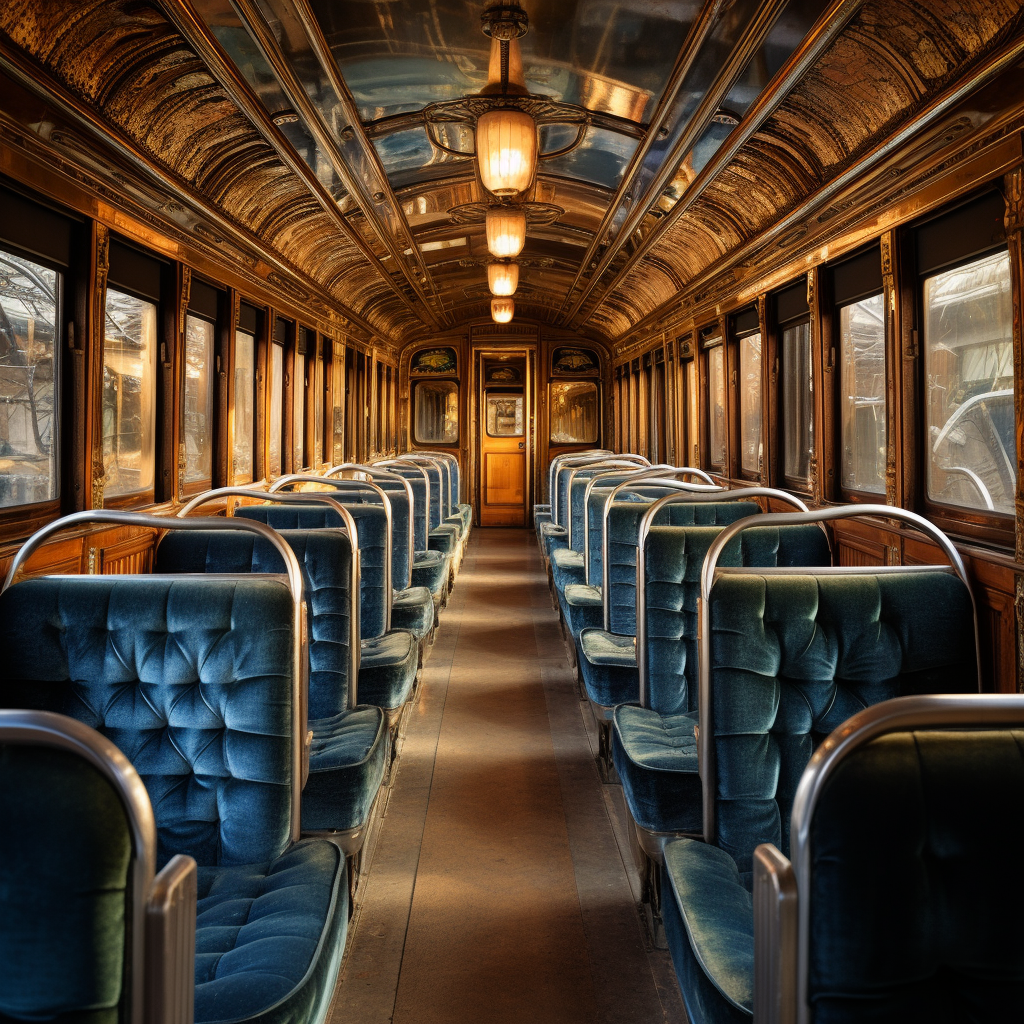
[518, 442, 525, 449]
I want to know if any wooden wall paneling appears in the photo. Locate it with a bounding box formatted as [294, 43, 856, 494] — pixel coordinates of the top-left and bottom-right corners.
[255, 306, 269, 481]
[170, 263, 189, 502]
[89, 221, 109, 509]
[754, 295, 769, 484]
[98, 530, 155, 575]
[814, 268, 838, 502]
[807, 268, 824, 502]
[830, 519, 887, 566]
[1003, 164, 1024, 692]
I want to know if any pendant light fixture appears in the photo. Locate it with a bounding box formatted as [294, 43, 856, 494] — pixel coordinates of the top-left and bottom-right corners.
[485, 206, 526, 258]
[491, 296, 515, 323]
[488, 261, 519, 296]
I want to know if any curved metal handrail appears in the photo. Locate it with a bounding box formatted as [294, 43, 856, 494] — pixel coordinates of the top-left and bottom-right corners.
[547, 449, 612, 508]
[3, 508, 310, 843]
[698, 505, 980, 845]
[399, 453, 453, 515]
[374, 458, 434, 537]
[788, 693, 1024, 1024]
[634, 488, 810, 696]
[552, 453, 648, 525]
[325, 464, 416, 587]
[177, 488, 363, 693]
[562, 459, 655, 546]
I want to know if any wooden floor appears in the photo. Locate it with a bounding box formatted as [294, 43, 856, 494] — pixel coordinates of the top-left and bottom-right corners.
[329, 528, 687, 1024]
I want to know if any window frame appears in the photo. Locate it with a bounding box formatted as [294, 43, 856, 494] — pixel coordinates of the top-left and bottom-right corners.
[773, 280, 814, 495]
[548, 379, 600, 447]
[413, 377, 460, 446]
[732, 307, 763, 483]
[179, 307, 218, 498]
[701, 325, 727, 474]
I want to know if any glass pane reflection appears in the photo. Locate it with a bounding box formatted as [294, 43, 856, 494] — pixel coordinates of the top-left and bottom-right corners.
[839, 295, 885, 494]
[739, 332, 761, 475]
[415, 380, 458, 444]
[782, 321, 813, 485]
[550, 381, 598, 444]
[707, 346, 726, 469]
[232, 330, 255, 484]
[183, 315, 214, 488]
[269, 343, 283, 477]
[0, 250, 58, 508]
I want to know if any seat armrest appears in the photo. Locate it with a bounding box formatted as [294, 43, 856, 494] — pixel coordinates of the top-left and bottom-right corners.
[753, 844, 797, 1024]
[565, 584, 603, 608]
[146, 853, 197, 1024]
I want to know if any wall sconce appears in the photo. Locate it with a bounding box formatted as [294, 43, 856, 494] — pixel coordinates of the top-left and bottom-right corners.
[491, 297, 515, 323]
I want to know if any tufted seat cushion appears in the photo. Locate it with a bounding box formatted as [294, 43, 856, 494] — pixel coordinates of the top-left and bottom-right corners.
[550, 547, 585, 591]
[194, 839, 347, 1024]
[358, 630, 418, 711]
[302, 707, 387, 833]
[563, 584, 603, 639]
[412, 549, 448, 597]
[391, 586, 434, 641]
[611, 706, 700, 834]
[578, 629, 637, 708]
[428, 524, 459, 558]
[541, 522, 568, 560]
[455, 503, 473, 531]
[662, 838, 753, 1022]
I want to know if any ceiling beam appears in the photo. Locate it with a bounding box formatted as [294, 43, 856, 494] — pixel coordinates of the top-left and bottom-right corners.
[578, 0, 865, 330]
[614, 26, 1024, 347]
[159, 0, 429, 334]
[559, 0, 818, 330]
[229, 0, 450, 329]
[0, 32, 384, 341]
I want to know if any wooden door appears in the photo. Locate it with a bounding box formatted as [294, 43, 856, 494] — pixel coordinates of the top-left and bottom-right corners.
[479, 387, 526, 525]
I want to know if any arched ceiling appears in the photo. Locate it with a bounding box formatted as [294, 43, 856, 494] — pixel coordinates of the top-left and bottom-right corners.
[0, 0, 1022, 352]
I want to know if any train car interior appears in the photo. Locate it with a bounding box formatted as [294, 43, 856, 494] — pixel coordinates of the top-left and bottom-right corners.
[3, 1, 1024, 1022]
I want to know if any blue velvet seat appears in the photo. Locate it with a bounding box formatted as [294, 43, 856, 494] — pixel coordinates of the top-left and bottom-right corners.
[661, 568, 980, 1024]
[235, 507, 419, 716]
[0, 573, 350, 1024]
[612, 523, 831, 837]
[578, 501, 760, 713]
[753, 695, 1024, 1023]
[155, 529, 389, 836]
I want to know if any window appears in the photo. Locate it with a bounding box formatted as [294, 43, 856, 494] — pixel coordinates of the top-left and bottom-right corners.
[292, 350, 305, 470]
[414, 380, 458, 444]
[331, 346, 344, 464]
[182, 314, 214, 491]
[550, 381, 598, 444]
[0, 249, 59, 509]
[313, 345, 324, 466]
[686, 359, 698, 466]
[737, 326, 762, 476]
[486, 393, 524, 436]
[269, 342, 283, 476]
[231, 329, 255, 484]
[102, 288, 157, 499]
[924, 249, 1012, 514]
[839, 294, 885, 493]
[652, 354, 667, 463]
[781, 321, 813, 486]
[707, 345, 726, 470]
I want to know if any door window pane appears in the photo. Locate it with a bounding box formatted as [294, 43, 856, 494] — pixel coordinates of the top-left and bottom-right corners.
[487, 394, 524, 436]
[0, 251, 59, 508]
[231, 329, 254, 484]
[103, 288, 156, 499]
[183, 314, 214, 489]
[293, 351, 305, 470]
[739, 332, 762, 475]
[414, 380, 458, 444]
[924, 250, 1013, 513]
[839, 294, 886, 493]
[707, 346, 726, 469]
[269, 343, 283, 476]
[550, 381, 598, 444]
[782, 321, 813, 485]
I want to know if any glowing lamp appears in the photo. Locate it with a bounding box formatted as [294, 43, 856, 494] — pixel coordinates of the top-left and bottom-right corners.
[491, 297, 514, 323]
[488, 262, 519, 296]
[485, 207, 526, 258]
[476, 108, 537, 196]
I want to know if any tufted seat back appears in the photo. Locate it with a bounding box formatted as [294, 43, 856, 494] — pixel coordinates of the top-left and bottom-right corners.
[235, 505, 388, 639]
[585, 484, 674, 584]
[708, 571, 978, 877]
[156, 528, 356, 719]
[606, 501, 759, 634]
[389, 468, 429, 550]
[0, 575, 296, 868]
[644, 523, 831, 715]
[0, 737, 134, 1021]
[376, 479, 413, 587]
[417, 462, 445, 529]
[805, 725, 1024, 1021]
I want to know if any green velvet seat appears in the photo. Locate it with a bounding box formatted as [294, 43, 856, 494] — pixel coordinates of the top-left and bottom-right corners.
[661, 569, 980, 1024]
[612, 524, 831, 838]
[0, 574, 350, 1024]
[154, 530, 389, 836]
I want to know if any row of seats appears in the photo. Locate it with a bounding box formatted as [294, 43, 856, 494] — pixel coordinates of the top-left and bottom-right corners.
[0, 451, 470, 1024]
[537, 450, 1024, 1023]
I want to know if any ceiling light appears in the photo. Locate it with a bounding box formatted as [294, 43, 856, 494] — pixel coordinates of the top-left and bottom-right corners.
[488, 261, 519, 296]
[476, 107, 537, 196]
[486, 206, 526, 258]
[491, 296, 514, 323]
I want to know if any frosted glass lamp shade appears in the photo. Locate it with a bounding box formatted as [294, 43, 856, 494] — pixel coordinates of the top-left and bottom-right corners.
[485, 207, 527, 258]
[491, 297, 515, 323]
[476, 108, 537, 196]
[488, 262, 519, 296]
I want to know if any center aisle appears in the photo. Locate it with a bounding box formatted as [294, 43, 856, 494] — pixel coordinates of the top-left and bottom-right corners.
[329, 528, 686, 1024]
